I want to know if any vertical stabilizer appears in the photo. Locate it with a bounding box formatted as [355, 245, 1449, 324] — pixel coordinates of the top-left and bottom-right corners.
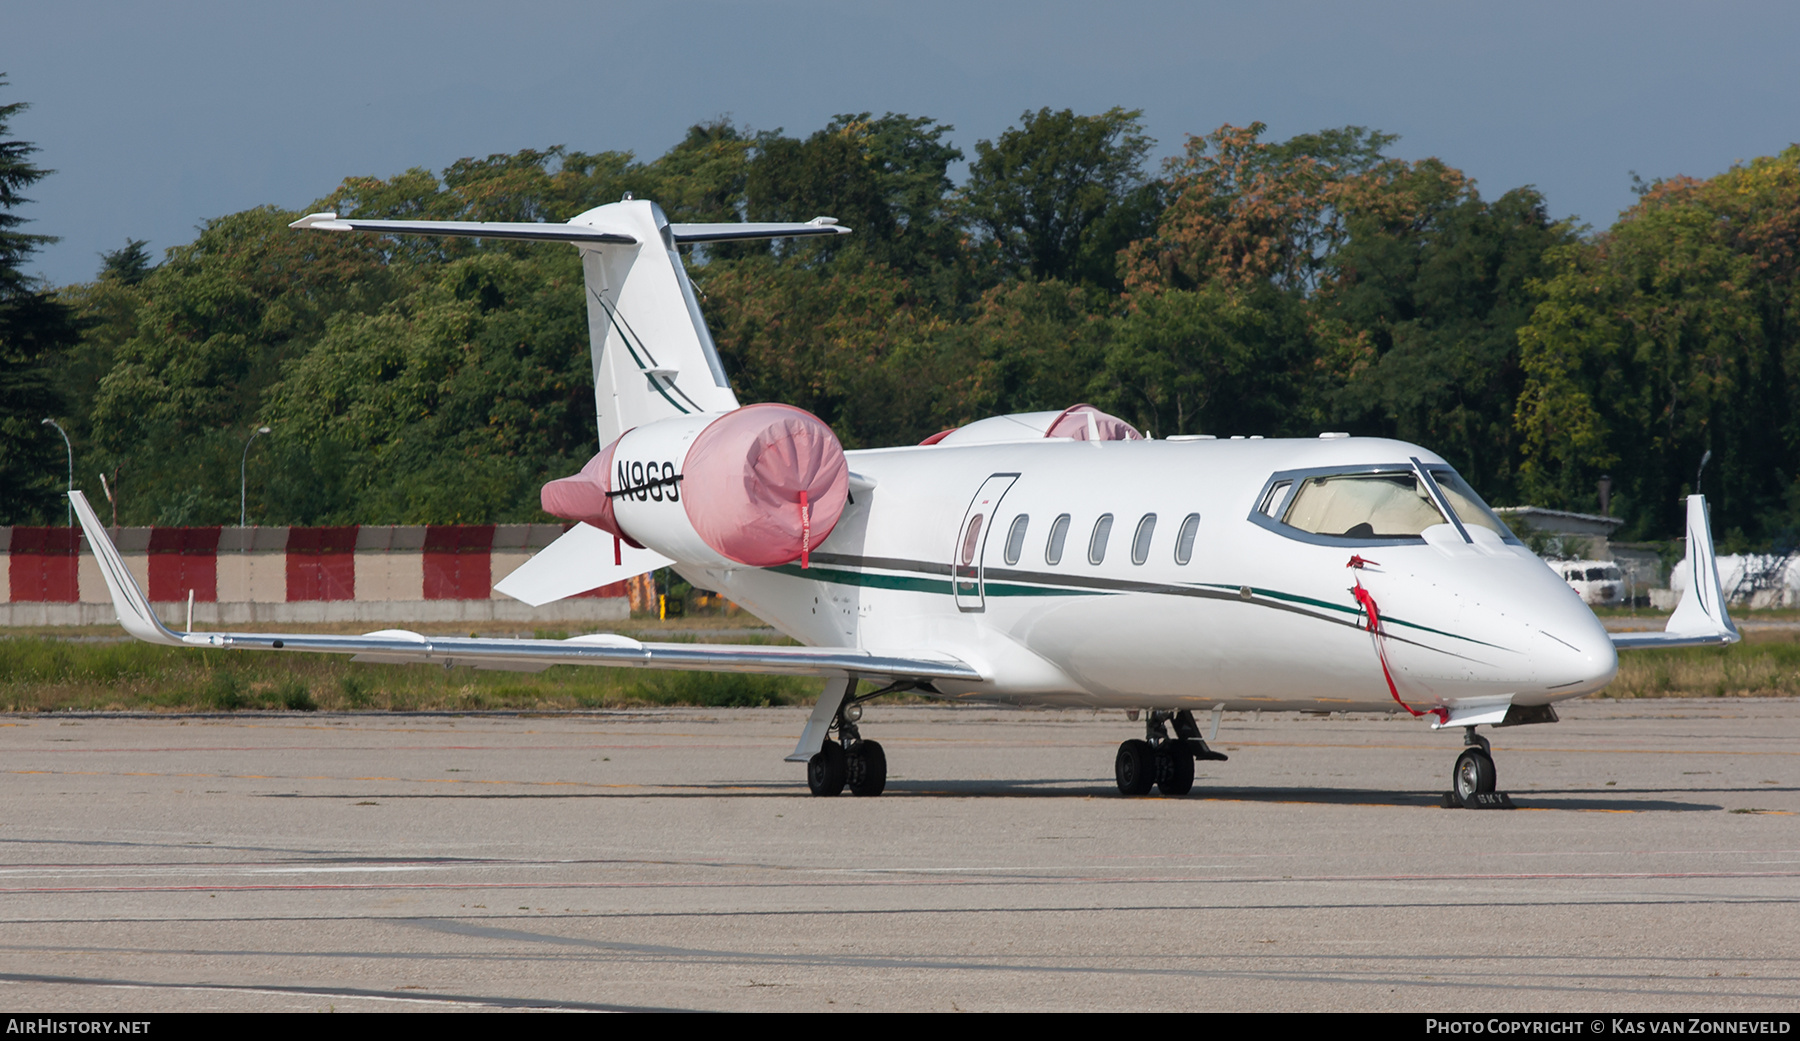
[574, 200, 739, 445]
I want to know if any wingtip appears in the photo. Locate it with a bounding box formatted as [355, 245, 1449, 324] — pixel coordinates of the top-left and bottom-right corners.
[289, 212, 350, 231]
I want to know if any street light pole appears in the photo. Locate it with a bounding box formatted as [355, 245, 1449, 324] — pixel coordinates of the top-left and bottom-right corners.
[240, 426, 271, 529]
[41, 418, 72, 527]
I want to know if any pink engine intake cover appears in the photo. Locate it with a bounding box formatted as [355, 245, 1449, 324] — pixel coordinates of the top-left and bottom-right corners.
[682, 404, 849, 567]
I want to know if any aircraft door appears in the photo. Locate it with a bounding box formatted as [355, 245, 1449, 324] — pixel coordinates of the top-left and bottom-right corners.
[954, 473, 1019, 612]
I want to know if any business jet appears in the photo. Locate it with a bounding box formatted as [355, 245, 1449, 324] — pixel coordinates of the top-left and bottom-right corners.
[69, 198, 1741, 807]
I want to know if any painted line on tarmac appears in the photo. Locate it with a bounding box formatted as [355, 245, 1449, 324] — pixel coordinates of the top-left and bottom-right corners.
[3, 867, 1800, 895]
[0, 971, 683, 1011]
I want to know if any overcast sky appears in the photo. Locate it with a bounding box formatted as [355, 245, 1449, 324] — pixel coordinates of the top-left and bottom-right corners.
[5, 0, 1797, 287]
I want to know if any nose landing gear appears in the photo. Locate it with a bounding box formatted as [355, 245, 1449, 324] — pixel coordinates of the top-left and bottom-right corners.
[1447, 727, 1511, 808]
[1114, 709, 1227, 797]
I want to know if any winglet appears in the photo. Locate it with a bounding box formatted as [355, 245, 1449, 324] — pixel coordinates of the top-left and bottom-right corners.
[1666, 494, 1739, 642]
[288, 212, 352, 231]
[1611, 494, 1739, 649]
[68, 491, 186, 646]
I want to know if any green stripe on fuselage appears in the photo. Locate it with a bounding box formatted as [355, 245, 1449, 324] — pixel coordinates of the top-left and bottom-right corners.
[761, 559, 1485, 647]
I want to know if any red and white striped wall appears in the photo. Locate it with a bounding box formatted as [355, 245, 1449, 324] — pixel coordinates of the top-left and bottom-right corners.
[0, 524, 643, 627]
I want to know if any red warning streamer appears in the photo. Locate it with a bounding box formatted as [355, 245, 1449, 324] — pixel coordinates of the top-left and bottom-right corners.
[799, 490, 811, 569]
[1346, 556, 1449, 724]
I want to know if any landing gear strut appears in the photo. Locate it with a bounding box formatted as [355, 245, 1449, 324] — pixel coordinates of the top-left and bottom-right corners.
[1115, 709, 1227, 797]
[807, 683, 900, 797]
[1451, 726, 1499, 807]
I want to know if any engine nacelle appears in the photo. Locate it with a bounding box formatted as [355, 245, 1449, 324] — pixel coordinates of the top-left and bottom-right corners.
[541, 404, 849, 569]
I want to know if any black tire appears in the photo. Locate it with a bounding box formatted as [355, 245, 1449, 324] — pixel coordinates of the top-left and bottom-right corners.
[808, 740, 847, 797]
[1453, 748, 1498, 806]
[847, 740, 887, 797]
[1115, 739, 1155, 796]
[1157, 745, 1195, 796]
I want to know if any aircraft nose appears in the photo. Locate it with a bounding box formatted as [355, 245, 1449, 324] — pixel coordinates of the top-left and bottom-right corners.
[1532, 589, 1618, 695]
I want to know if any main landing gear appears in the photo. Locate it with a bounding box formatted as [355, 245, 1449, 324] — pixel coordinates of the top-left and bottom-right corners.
[807, 696, 888, 798]
[1115, 709, 1228, 797]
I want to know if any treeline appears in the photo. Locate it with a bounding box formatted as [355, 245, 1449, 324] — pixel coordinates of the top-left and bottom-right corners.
[7, 100, 1800, 545]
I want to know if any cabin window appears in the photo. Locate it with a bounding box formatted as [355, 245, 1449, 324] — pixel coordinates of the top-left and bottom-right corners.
[1131, 514, 1156, 565]
[1004, 515, 1028, 566]
[960, 514, 983, 566]
[1045, 514, 1070, 565]
[1174, 513, 1200, 565]
[1088, 514, 1114, 565]
[1282, 472, 1446, 538]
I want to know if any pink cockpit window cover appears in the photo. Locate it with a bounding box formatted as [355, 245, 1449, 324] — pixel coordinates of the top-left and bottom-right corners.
[1045, 403, 1143, 441]
[681, 403, 850, 567]
[540, 435, 645, 548]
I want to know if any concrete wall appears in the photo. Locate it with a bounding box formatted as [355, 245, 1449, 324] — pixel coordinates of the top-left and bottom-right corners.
[1, 523, 631, 627]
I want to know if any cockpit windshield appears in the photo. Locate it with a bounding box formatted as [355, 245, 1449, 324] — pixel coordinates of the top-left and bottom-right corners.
[1265, 466, 1520, 543]
[1281, 472, 1445, 538]
[1426, 468, 1517, 540]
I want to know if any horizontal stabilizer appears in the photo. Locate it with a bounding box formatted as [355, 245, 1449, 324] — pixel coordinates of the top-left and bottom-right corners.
[493, 522, 673, 607]
[670, 218, 850, 243]
[289, 213, 637, 245]
[1611, 495, 1740, 650]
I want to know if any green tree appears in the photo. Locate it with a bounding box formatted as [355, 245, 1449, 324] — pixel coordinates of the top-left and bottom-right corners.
[1123, 123, 1394, 294]
[1094, 286, 1311, 438]
[98, 239, 155, 284]
[1311, 172, 1574, 503]
[746, 113, 964, 284]
[264, 249, 594, 523]
[85, 206, 404, 524]
[962, 107, 1162, 289]
[699, 256, 965, 448]
[1515, 148, 1800, 538]
[0, 76, 79, 523]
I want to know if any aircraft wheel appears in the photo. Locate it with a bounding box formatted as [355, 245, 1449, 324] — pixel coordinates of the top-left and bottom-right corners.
[1453, 748, 1497, 806]
[847, 740, 887, 797]
[808, 740, 847, 797]
[1157, 746, 1195, 796]
[1115, 739, 1155, 796]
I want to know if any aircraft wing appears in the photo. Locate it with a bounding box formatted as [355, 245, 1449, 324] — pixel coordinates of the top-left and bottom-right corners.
[67, 491, 980, 684]
[1609, 495, 1741, 650]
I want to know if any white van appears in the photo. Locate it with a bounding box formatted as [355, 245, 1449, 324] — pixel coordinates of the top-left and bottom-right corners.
[1551, 559, 1625, 606]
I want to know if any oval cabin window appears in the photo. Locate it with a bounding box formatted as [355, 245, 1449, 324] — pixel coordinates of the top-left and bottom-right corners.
[1045, 514, 1070, 565]
[1088, 514, 1114, 565]
[1174, 513, 1200, 565]
[1004, 515, 1028, 566]
[1131, 514, 1156, 565]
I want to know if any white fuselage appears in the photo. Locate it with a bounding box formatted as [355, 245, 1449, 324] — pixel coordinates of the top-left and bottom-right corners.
[677, 435, 1619, 714]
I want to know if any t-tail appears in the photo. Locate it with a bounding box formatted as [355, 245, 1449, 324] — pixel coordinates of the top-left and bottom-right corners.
[291, 200, 848, 444]
[291, 200, 854, 602]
